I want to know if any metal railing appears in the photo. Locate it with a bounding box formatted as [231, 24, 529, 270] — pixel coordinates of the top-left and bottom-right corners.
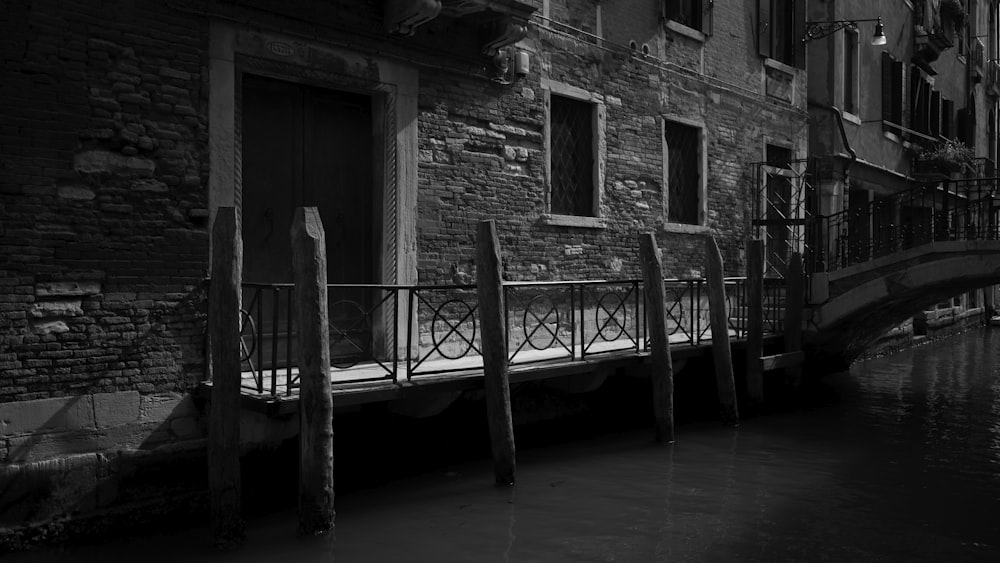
[811, 177, 1000, 272]
[237, 276, 787, 395]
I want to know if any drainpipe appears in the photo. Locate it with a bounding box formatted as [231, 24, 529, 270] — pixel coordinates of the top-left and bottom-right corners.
[807, 102, 857, 277]
[809, 101, 858, 174]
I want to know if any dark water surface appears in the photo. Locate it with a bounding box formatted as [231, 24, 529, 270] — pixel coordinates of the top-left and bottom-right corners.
[12, 330, 1000, 562]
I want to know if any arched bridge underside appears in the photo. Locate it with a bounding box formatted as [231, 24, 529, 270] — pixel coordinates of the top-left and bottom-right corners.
[805, 240, 1000, 366]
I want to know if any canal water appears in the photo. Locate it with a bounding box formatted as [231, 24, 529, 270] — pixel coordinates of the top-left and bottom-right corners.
[11, 329, 1000, 562]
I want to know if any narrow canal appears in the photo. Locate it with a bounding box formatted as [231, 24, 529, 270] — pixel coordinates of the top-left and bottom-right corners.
[12, 329, 1000, 562]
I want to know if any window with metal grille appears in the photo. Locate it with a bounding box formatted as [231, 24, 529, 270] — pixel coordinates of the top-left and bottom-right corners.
[664, 120, 701, 225]
[550, 94, 595, 216]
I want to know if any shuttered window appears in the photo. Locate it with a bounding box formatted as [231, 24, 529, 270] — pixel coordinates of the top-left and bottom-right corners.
[881, 52, 903, 132]
[757, 0, 806, 68]
[844, 28, 858, 115]
[942, 98, 954, 138]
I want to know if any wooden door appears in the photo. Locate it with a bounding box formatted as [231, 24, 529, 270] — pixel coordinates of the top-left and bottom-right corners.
[241, 75, 375, 369]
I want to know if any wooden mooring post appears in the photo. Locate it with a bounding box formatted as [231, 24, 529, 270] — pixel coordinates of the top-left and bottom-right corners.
[745, 239, 765, 403]
[291, 207, 335, 536]
[784, 252, 805, 385]
[705, 236, 739, 427]
[208, 207, 246, 548]
[476, 220, 516, 485]
[638, 233, 675, 444]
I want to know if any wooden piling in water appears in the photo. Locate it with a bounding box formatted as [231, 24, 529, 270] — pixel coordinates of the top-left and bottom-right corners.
[208, 207, 246, 548]
[291, 207, 335, 536]
[783, 252, 804, 385]
[476, 220, 516, 485]
[745, 239, 765, 404]
[705, 236, 739, 427]
[638, 233, 675, 444]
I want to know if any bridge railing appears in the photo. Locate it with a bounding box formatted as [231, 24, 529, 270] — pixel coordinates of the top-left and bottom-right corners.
[812, 177, 1000, 272]
[237, 276, 786, 396]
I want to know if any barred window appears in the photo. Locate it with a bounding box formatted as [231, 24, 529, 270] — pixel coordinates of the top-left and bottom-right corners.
[664, 120, 701, 225]
[550, 94, 595, 216]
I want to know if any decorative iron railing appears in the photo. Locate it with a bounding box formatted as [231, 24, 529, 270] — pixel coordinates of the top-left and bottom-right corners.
[237, 277, 787, 396]
[811, 177, 1000, 272]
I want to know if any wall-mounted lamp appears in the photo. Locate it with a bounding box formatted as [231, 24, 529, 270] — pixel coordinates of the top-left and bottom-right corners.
[803, 16, 886, 46]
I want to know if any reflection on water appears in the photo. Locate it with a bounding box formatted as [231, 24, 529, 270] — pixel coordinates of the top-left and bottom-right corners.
[11, 330, 1000, 562]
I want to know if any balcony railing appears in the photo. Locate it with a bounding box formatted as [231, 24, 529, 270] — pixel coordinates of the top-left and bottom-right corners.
[237, 277, 787, 396]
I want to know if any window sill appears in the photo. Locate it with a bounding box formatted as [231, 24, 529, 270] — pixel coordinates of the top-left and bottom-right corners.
[661, 222, 710, 235]
[539, 214, 608, 229]
[882, 121, 902, 144]
[843, 111, 861, 125]
[764, 57, 796, 76]
[665, 20, 705, 43]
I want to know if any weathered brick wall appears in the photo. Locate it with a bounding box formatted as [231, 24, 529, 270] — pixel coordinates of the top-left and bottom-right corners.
[1, 0, 209, 403]
[416, 0, 807, 284]
[1, 0, 807, 401]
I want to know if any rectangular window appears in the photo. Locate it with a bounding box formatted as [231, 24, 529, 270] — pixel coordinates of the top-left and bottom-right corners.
[550, 94, 595, 216]
[881, 52, 903, 132]
[844, 28, 858, 115]
[910, 67, 928, 134]
[942, 98, 954, 138]
[664, 120, 701, 225]
[930, 90, 941, 137]
[758, 0, 806, 68]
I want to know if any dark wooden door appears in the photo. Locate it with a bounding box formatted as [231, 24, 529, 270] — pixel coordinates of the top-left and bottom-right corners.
[241, 75, 375, 369]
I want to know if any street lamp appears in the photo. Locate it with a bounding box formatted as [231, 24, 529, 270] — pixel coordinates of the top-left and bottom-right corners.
[803, 16, 887, 46]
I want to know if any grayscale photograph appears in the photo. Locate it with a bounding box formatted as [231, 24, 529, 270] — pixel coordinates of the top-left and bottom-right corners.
[2, 0, 999, 561]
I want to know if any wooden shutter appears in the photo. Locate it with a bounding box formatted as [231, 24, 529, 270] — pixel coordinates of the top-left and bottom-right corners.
[892, 59, 903, 125]
[793, 0, 807, 68]
[663, 0, 679, 21]
[882, 51, 893, 130]
[942, 99, 954, 138]
[758, 0, 772, 58]
[930, 90, 941, 137]
[702, 0, 714, 36]
[957, 108, 968, 145]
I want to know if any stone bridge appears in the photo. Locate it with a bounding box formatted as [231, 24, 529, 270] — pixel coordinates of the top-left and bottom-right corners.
[803, 240, 1000, 366]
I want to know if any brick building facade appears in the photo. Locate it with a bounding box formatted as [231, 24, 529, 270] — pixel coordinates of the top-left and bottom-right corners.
[0, 0, 807, 540]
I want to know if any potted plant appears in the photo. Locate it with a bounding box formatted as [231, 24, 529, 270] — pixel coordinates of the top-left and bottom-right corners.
[916, 139, 975, 174]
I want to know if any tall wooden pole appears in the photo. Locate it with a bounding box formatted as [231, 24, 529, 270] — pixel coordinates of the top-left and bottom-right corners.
[638, 233, 674, 444]
[745, 239, 765, 403]
[705, 236, 739, 427]
[208, 206, 245, 548]
[291, 207, 335, 536]
[784, 252, 805, 385]
[477, 220, 516, 485]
